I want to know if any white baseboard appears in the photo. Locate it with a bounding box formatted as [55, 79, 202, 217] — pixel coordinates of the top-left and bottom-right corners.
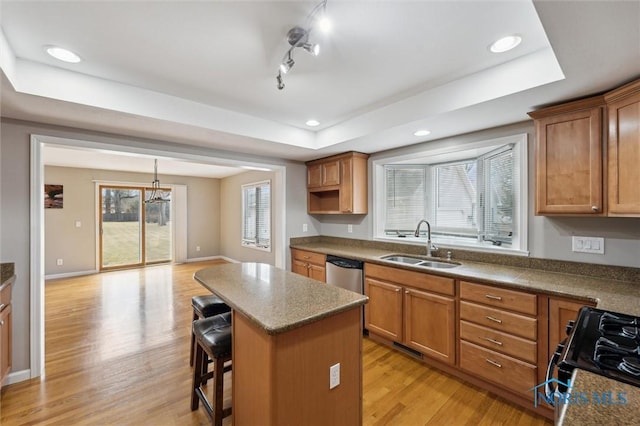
[45, 270, 98, 280]
[185, 255, 239, 263]
[4, 369, 33, 386]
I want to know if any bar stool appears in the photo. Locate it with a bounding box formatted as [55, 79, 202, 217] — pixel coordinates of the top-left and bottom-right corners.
[190, 295, 231, 367]
[191, 312, 232, 426]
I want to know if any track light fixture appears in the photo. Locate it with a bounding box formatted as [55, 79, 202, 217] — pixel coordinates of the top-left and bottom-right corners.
[276, 0, 329, 90]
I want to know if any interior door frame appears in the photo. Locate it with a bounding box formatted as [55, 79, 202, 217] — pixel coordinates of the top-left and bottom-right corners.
[28, 133, 287, 382]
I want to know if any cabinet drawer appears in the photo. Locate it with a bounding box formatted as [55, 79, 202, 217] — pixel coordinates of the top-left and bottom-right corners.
[460, 340, 537, 396]
[460, 281, 537, 315]
[460, 320, 536, 364]
[291, 249, 326, 266]
[365, 263, 454, 296]
[460, 301, 537, 340]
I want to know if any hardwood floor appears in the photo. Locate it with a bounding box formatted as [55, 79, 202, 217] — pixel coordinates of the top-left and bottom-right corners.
[1, 261, 551, 425]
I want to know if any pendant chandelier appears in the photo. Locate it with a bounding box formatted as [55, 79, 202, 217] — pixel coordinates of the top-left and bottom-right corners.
[145, 159, 169, 203]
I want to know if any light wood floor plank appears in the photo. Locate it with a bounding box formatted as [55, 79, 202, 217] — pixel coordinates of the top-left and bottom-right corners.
[1, 261, 551, 425]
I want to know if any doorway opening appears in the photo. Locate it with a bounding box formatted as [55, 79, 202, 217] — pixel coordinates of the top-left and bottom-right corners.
[100, 185, 172, 270]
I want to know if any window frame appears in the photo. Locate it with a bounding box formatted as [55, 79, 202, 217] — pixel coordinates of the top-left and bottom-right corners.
[373, 134, 528, 255]
[241, 180, 271, 252]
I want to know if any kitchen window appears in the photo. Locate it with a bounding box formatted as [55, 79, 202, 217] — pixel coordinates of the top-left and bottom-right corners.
[374, 134, 527, 254]
[242, 180, 271, 251]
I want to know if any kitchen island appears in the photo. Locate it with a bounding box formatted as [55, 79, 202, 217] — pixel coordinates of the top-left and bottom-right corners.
[194, 262, 368, 426]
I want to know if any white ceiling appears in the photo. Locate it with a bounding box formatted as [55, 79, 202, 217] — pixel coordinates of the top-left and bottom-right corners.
[1, 1, 639, 171]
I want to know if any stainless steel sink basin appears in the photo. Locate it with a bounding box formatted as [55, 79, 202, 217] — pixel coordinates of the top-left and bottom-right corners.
[380, 254, 460, 269]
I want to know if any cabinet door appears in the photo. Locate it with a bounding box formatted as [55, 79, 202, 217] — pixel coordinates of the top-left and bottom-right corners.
[364, 278, 402, 341]
[339, 157, 353, 213]
[292, 259, 310, 277]
[534, 107, 603, 214]
[308, 264, 326, 282]
[307, 164, 322, 188]
[404, 288, 455, 365]
[322, 160, 340, 186]
[608, 89, 640, 215]
[549, 298, 589, 351]
[0, 304, 11, 386]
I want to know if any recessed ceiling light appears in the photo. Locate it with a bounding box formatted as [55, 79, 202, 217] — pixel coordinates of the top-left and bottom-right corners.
[414, 130, 431, 137]
[45, 45, 81, 63]
[489, 35, 522, 53]
[306, 120, 320, 127]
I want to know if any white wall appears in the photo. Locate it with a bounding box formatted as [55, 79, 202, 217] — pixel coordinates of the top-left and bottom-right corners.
[317, 121, 640, 268]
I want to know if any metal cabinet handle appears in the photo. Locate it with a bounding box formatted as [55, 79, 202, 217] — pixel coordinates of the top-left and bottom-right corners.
[592, 206, 598, 212]
[405, 290, 410, 294]
[394, 288, 401, 292]
[0, 303, 5, 311]
[484, 337, 503, 346]
[485, 316, 503, 324]
[486, 359, 502, 368]
[303, 256, 310, 259]
[485, 294, 502, 301]
[0, 320, 3, 326]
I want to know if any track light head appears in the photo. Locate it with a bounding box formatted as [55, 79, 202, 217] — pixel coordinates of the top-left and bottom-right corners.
[276, 72, 285, 90]
[302, 43, 320, 56]
[280, 52, 295, 74]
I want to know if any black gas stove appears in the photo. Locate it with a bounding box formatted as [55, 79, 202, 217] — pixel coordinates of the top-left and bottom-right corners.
[556, 307, 640, 389]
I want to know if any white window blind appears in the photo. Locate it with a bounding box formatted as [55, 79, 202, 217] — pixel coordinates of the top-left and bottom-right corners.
[384, 166, 426, 234]
[242, 180, 271, 250]
[382, 143, 516, 247]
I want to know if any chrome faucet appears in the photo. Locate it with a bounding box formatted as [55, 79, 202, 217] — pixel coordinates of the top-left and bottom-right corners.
[414, 219, 437, 257]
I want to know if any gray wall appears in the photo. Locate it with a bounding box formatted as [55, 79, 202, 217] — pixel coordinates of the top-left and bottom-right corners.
[0, 117, 311, 378]
[44, 166, 221, 275]
[317, 121, 640, 268]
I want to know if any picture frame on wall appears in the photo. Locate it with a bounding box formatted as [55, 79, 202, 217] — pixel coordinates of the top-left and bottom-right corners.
[44, 184, 63, 208]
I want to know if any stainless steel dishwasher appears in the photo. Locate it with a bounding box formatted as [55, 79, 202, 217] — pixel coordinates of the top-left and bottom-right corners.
[325, 255, 364, 294]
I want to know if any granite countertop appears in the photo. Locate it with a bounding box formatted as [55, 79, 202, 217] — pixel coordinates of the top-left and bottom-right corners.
[1, 262, 15, 286]
[193, 262, 368, 335]
[291, 241, 640, 425]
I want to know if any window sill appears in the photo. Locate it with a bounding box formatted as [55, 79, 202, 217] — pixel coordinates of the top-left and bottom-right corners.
[373, 236, 529, 257]
[241, 243, 272, 253]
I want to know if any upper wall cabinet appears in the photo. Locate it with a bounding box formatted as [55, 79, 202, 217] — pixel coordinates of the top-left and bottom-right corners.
[529, 78, 640, 217]
[306, 152, 369, 214]
[529, 96, 605, 215]
[605, 79, 640, 216]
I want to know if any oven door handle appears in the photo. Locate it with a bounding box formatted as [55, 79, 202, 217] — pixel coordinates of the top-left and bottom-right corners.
[544, 338, 567, 406]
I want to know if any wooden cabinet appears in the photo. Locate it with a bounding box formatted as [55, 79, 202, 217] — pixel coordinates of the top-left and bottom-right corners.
[306, 152, 369, 214]
[0, 279, 12, 389]
[548, 297, 594, 355]
[364, 263, 455, 365]
[529, 77, 640, 217]
[605, 79, 640, 216]
[529, 96, 605, 215]
[291, 249, 326, 282]
[459, 281, 538, 395]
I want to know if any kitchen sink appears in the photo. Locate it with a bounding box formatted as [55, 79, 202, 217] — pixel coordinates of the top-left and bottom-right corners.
[380, 254, 460, 269]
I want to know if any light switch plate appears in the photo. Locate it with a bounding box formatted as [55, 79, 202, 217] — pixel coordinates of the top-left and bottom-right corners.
[329, 363, 340, 389]
[572, 236, 604, 254]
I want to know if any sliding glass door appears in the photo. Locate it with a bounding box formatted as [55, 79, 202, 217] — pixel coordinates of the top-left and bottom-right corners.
[100, 186, 172, 270]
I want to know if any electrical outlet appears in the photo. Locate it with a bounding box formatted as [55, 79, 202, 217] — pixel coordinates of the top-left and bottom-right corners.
[329, 363, 340, 389]
[572, 236, 604, 254]
[74, 220, 82, 228]
[56, 258, 63, 266]
[196, 246, 201, 252]
[302, 223, 308, 233]
[347, 224, 353, 233]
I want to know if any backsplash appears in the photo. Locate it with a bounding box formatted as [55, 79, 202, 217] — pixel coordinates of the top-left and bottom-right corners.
[290, 236, 640, 283]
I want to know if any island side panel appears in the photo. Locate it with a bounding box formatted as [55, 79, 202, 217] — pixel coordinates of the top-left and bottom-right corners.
[233, 307, 363, 426]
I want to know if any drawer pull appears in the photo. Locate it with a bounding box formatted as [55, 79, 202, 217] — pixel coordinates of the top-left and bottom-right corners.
[395, 288, 401, 293]
[484, 337, 503, 346]
[485, 316, 503, 324]
[0, 303, 5, 311]
[303, 256, 310, 259]
[486, 359, 502, 368]
[485, 294, 502, 301]
[0, 320, 3, 326]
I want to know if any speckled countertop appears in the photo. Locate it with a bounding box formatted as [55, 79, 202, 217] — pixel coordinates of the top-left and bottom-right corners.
[193, 262, 368, 335]
[291, 240, 640, 425]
